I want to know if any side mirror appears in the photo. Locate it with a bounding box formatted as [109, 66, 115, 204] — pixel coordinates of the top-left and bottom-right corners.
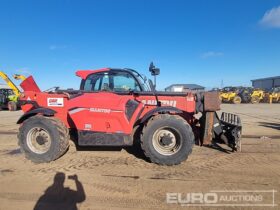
[149, 62, 160, 76]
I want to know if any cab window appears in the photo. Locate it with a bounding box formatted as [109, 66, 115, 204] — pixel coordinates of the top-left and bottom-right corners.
[83, 71, 141, 92]
[112, 72, 140, 92]
[83, 73, 110, 91]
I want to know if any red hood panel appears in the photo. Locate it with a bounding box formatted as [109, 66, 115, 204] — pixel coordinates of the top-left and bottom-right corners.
[20, 76, 41, 92]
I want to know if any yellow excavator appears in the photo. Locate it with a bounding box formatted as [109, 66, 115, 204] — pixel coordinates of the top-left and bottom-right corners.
[0, 71, 25, 111]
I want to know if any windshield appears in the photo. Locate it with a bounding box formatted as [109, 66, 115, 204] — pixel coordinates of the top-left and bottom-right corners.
[82, 70, 152, 92]
[129, 70, 151, 91]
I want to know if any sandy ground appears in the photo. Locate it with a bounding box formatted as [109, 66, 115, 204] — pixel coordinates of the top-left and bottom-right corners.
[0, 104, 279, 210]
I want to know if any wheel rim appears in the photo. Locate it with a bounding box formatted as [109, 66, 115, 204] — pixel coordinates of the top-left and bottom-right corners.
[152, 127, 182, 156]
[234, 97, 241, 104]
[26, 127, 51, 154]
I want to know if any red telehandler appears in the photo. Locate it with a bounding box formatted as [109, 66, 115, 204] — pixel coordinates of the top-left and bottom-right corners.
[17, 63, 241, 165]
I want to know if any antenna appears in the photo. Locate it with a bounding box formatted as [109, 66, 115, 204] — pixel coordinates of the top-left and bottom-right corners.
[221, 79, 224, 89]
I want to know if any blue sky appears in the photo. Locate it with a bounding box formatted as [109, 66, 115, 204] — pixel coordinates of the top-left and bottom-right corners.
[0, 0, 280, 90]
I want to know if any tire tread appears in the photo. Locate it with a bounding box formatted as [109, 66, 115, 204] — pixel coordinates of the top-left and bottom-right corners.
[140, 114, 194, 165]
[18, 115, 69, 163]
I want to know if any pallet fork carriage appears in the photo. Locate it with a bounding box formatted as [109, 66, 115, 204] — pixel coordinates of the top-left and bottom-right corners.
[199, 111, 242, 151]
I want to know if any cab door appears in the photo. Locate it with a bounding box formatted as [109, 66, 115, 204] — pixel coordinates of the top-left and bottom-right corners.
[69, 70, 142, 134]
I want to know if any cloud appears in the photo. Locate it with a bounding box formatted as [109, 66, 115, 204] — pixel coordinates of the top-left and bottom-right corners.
[201, 51, 224, 59]
[49, 45, 67, 50]
[259, 6, 280, 28]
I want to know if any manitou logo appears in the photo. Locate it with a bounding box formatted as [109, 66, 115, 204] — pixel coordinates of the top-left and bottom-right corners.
[89, 108, 111, 113]
[47, 98, 64, 107]
[142, 100, 177, 107]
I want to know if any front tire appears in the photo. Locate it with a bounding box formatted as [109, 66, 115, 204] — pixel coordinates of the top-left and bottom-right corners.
[141, 114, 194, 165]
[18, 116, 69, 163]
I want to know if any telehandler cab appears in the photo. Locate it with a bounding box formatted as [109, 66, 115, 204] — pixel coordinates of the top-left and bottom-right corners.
[17, 63, 242, 165]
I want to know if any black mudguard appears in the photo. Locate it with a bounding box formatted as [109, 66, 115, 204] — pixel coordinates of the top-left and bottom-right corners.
[140, 106, 183, 123]
[17, 108, 57, 124]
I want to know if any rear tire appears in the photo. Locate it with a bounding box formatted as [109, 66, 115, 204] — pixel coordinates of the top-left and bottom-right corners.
[8, 101, 17, 111]
[18, 115, 69, 163]
[141, 114, 194, 165]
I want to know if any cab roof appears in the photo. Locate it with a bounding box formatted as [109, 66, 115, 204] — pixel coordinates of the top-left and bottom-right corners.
[76, 68, 138, 79]
[76, 68, 110, 79]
